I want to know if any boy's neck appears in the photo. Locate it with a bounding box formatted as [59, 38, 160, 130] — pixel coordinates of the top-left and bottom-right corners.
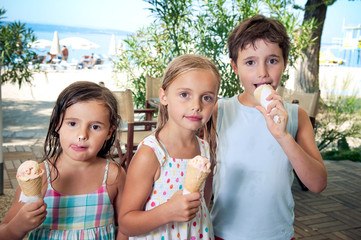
[238, 92, 258, 108]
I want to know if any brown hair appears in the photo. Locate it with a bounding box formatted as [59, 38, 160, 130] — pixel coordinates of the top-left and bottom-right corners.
[155, 54, 220, 167]
[228, 14, 290, 65]
[43, 81, 120, 180]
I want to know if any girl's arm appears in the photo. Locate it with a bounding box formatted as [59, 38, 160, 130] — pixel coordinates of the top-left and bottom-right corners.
[106, 162, 128, 240]
[118, 145, 201, 237]
[257, 93, 327, 193]
[0, 187, 47, 239]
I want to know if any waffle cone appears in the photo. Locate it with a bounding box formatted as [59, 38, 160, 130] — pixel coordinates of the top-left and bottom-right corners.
[184, 164, 210, 193]
[16, 175, 43, 197]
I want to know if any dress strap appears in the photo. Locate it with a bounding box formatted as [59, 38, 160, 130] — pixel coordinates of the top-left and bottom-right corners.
[44, 161, 52, 184]
[102, 159, 110, 185]
[197, 136, 210, 160]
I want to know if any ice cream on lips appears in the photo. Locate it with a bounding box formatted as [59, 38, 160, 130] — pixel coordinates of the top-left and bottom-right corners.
[254, 84, 280, 123]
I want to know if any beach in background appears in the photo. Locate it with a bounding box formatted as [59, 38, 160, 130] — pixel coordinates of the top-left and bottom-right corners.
[14, 22, 361, 70]
[26, 23, 129, 66]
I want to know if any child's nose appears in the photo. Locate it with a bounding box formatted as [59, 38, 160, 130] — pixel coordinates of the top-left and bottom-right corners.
[78, 128, 88, 141]
[257, 63, 269, 78]
[191, 99, 201, 112]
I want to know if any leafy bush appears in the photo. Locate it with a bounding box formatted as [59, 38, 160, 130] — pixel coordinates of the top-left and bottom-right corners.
[113, 0, 316, 107]
[0, 8, 37, 87]
[315, 78, 361, 152]
[321, 147, 361, 162]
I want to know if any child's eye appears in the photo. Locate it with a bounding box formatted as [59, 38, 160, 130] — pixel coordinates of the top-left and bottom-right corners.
[268, 58, 279, 64]
[180, 92, 189, 98]
[91, 124, 101, 130]
[203, 95, 214, 103]
[68, 121, 77, 127]
[246, 60, 255, 66]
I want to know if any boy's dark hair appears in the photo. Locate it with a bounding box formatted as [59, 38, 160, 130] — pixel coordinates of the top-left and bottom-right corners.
[43, 81, 120, 179]
[228, 14, 290, 65]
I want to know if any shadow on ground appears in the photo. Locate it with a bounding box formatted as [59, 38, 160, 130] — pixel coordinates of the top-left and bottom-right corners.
[3, 99, 54, 143]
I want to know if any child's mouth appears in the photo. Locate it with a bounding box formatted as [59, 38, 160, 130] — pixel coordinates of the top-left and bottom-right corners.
[254, 83, 271, 88]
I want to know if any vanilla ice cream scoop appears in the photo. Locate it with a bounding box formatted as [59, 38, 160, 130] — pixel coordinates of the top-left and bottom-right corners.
[17, 160, 44, 181]
[184, 156, 211, 194]
[16, 160, 44, 202]
[254, 84, 280, 123]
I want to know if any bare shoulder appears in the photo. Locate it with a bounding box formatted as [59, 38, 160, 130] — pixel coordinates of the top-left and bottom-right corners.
[297, 107, 313, 131]
[127, 144, 160, 182]
[130, 145, 159, 170]
[107, 161, 126, 185]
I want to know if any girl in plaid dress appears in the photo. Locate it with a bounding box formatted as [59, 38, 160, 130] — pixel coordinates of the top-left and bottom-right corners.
[118, 54, 220, 239]
[1, 81, 127, 240]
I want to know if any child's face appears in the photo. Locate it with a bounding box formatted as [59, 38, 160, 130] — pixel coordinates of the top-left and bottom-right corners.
[160, 70, 218, 132]
[58, 100, 113, 162]
[231, 39, 286, 103]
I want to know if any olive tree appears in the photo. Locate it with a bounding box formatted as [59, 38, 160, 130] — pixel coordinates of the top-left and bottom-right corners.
[0, 8, 37, 195]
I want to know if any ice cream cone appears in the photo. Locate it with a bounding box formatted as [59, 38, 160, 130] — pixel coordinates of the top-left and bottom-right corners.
[16, 160, 44, 199]
[16, 175, 43, 197]
[254, 84, 280, 123]
[254, 84, 274, 106]
[184, 156, 211, 194]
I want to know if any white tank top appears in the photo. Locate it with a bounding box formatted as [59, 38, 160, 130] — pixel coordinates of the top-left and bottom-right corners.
[211, 95, 298, 240]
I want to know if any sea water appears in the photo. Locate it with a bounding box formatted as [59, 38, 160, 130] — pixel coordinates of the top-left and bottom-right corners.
[26, 23, 130, 65]
[23, 23, 361, 69]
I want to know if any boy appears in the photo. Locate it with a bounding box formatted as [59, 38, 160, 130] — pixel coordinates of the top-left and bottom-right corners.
[209, 15, 327, 239]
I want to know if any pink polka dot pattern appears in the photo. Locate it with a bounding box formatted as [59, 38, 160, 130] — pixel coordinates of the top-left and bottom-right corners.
[131, 135, 214, 240]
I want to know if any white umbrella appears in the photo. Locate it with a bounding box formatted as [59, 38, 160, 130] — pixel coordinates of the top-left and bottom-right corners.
[50, 31, 61, 55]
[118, 40, 124, 53]
[108, 34, 117, 55]
[60, 37, 100, 50]
[29, 39, 52, 48]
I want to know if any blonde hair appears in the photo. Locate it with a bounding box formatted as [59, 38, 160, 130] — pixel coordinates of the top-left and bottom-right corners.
[155, 54, 220, 167]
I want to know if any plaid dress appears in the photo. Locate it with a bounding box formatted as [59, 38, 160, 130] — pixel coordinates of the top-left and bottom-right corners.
[28, 160, 116, 240]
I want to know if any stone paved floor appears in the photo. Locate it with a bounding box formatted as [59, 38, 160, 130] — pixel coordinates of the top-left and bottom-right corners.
[2, 144, 361, 239]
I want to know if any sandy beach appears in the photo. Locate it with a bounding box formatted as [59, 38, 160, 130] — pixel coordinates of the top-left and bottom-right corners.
[2, 68, 128, 101]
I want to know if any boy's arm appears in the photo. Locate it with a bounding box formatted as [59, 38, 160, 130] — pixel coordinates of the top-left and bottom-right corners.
[278, 107, 327, 193]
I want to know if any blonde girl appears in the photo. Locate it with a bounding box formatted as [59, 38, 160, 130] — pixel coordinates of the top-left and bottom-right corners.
[118, 54, 220, 239]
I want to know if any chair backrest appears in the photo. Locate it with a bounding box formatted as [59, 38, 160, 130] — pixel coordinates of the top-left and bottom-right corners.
[277, 86, 320, 118]
[145, 75, 162, 101]
[112, 89, 135, 123]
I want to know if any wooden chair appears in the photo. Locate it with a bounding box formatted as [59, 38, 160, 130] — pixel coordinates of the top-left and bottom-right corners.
[113, 89, 157, 170]
[145, 75, 162, 109]
[277, 86, 321, 191]
[277, 86, 320, 128]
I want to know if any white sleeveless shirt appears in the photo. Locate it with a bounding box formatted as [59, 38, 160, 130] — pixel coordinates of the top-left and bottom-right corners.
[211, 95, 298, 240]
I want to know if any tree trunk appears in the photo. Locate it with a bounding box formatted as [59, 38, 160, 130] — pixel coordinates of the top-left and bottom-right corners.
[0, 69, 3, 195]
[295, 0, 329, 93]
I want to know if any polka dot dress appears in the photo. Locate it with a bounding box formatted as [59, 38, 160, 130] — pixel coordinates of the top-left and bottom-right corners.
[130, 135, 214, 240]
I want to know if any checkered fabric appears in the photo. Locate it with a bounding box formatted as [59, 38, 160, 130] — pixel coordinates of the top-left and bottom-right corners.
[28, 160, 115, 240]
